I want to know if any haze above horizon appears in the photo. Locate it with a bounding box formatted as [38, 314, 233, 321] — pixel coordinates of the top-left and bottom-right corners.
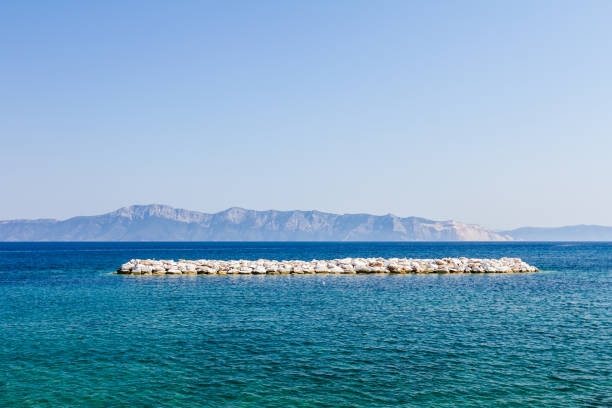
[1, 1, 611, 230]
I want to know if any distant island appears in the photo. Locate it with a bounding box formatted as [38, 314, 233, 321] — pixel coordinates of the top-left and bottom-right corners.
[0, 204, 610, 241]
[500, 225, 612, 241]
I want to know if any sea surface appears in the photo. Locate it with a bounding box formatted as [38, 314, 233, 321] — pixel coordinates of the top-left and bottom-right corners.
[0, 242, 610, 407]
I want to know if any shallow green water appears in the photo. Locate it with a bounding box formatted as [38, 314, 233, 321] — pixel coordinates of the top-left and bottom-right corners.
[0, 242, 610, 407]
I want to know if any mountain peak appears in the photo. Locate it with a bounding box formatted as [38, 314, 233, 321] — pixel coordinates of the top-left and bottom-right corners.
[218, 206, 248, 214]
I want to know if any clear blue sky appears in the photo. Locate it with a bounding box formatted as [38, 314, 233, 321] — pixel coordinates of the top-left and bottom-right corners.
[1, 1, 611, 229]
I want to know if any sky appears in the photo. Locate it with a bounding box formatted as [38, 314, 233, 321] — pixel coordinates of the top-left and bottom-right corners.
[1, 1, 611, 229]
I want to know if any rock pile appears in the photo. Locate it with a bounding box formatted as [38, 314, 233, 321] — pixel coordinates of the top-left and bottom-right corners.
[117, 257, 538, 275]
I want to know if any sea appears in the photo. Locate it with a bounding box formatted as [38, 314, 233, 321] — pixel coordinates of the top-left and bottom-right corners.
[0, 242, 610, 407]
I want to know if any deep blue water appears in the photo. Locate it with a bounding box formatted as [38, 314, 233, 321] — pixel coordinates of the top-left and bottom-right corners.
[0, 242, 610, 407]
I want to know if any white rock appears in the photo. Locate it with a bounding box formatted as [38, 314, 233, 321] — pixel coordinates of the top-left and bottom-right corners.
[119, 257, 538, 276]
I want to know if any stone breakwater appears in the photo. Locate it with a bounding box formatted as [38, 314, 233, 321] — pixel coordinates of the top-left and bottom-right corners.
[117, 257, 538, 275]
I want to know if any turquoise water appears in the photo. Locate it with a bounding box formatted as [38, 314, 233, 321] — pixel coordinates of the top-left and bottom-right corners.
[0, 242, 610, 407]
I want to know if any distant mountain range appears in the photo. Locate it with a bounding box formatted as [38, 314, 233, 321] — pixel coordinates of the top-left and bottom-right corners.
[501, 225, 612, 241]
[0, 204, 510, 241]
[0, 204, 609, 241]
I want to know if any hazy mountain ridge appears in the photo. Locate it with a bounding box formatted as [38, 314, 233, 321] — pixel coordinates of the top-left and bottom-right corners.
[0, 204, 512, 241]
[502, 225, 612, 241]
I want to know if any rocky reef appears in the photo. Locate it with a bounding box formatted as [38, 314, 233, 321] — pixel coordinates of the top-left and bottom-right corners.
[117, 257, 538, 275]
